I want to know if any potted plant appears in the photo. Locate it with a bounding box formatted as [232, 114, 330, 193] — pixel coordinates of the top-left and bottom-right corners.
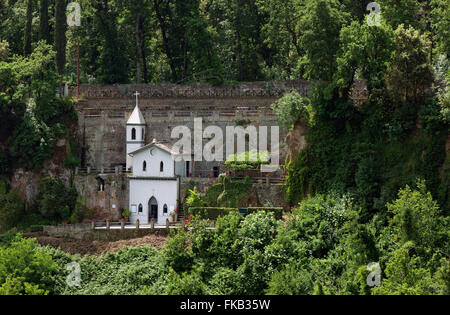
[122, 208, 131, 222]
[170, 211, 176, 223]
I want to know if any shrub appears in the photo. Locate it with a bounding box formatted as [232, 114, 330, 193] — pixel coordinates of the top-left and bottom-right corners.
[165, 268, 206, 295]
[121, 208, 131, 220]
[372, 244, 438, 295]
[225, 150, 270, 171]
[0, 189, 25, 233]
[387, 180, 441, 249]
[0, 238, 56, 295]
[37, 177, 77, 220]
[247, 207, 284, 220]
[267, 264, 314, 295]
[187, 207, 239, 220]
[271, 91, 310, 129]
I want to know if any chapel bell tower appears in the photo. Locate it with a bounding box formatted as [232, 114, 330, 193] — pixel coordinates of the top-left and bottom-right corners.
[126, 91, 146, 170]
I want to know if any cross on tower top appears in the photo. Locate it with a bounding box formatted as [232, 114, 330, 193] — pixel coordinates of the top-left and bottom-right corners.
[134, 91, 140, 107]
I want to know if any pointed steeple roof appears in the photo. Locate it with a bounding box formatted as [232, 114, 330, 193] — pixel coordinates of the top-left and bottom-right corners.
[127, 104, 146, 125]
[127, 91, 146, 125]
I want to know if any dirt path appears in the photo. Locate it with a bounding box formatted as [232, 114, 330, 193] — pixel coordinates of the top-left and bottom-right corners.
[24, 233, 167, 256]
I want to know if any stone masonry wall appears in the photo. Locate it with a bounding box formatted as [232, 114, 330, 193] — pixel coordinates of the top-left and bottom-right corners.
[74, 174, 129, 220]
[73, 81, 312, 170]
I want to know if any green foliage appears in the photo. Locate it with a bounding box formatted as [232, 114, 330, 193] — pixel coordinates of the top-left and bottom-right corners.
[0, 189, 25, 233]
[387, 180, 446, 251]
[372, 244, 438, 295]
[335, 20, 395, 91]
[0, 237, 56, 295]
[37, 177, 77, 220]
[297, 0, 350, 81]
[247, 207, 283, 220]
[0, 0, 447, 86]
[271, 91, 310, 129]
[225, 150, 269, 171]
[267, 264, 313, 295]
[431, 0, 450, 57]
[0, 41, 78, 171]
[121, 209, 131, 220]
[378, 0, 420, 30]
[187, 207, 239, 220]
[202, 180, 251, 208]
[385, 25, 434, 106]
[185, 187, 205, 209]
[165, 268, 206, 295]
[0, 40, 9, 62]
[51, 245, 168, 295]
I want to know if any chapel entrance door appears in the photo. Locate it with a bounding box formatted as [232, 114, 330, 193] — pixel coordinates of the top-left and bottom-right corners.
[148, 197, 158, 223]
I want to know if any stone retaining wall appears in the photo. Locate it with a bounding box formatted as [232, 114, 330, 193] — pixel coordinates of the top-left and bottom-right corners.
[43, 223, 171, 241]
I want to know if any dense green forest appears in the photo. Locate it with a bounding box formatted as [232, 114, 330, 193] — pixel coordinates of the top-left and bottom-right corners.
[0, 0, 448, 84]
[0, 0, 449, 295]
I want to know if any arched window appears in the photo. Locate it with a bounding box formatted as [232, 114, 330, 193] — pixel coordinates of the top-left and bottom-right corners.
[160, 161, 164, 172]
[131, 128, 136, 140]
[142, 128, 145, 140]
[138, 204, 143, 213]
[163, 204, 168, 214]
[143, 161, 147, 172]
[97, 178, 105, 192]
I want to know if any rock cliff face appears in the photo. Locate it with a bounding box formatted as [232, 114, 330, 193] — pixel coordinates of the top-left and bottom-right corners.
[286, 121, 308, 161]
[10, 138, 71, 203]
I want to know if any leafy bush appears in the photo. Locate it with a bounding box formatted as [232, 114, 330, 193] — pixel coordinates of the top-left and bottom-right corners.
[37, 177, 77, 220]
[50, 245, 168, 295]
[247, 207, 284, 220]
[0, 189, 25, 233]
[271, 91, 310, 129]
[225, 150, 270, 171]
[187, 207, 239, 220]
[0, 237, 56, 295]
[387, 180, 443, 250]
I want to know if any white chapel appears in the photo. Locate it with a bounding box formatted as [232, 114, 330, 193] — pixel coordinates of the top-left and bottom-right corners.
[126, 92, 190, 225]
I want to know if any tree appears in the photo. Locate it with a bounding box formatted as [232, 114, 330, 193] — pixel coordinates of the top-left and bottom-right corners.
[257, 0, 305, 79]
[37, 176, 77, 220]
[385, 25, 434, 106]
[378, 0, 420, 30]
[55, 0, 67, 91]
[431, 0, 450, 57]
[153, 0, 222, 83]
[24, 0, 33, 55]
[271, 91, 310, 129]
[0, 40, 9, 62]
[0, 189, 25, 232]
[298, 0, 349, 81]
[39, 0, 50, 43]
[387, 180, 441, 250]
[334, 20, 395, 92]
[372, 244, 438, 295]
[92, 0, 129, 84]
[205, 0, 269, 81]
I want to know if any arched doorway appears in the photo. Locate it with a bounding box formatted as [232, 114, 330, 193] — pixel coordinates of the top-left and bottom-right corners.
[148, 197, 158, 222]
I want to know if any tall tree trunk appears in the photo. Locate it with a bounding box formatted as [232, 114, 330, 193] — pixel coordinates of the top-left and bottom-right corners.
[153, 0, 178, 82]
[24, 0, 33, 55]
[235, 13, 244, 81]
[55, 0, 67, 96]
[140, 18, 149, 83]
[135, 13, 142, 84]
[39, 0, 50, 43]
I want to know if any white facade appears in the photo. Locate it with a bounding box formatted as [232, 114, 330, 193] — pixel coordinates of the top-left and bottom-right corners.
[128, 142, 180, 225]
[129, 178, 178, 225]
